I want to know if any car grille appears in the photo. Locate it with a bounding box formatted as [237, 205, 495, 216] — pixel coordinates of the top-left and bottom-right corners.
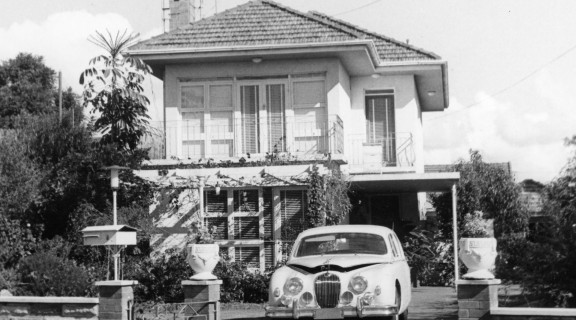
[314, 273, 340, 308]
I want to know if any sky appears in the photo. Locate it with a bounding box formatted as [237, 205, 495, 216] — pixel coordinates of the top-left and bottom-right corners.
[1, 0, 575, 183]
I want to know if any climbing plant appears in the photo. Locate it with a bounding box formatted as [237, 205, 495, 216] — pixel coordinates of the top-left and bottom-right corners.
[306, 164, 351, 227]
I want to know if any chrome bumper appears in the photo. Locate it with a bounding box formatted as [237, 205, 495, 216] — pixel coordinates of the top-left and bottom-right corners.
[265, 303, 399, 319]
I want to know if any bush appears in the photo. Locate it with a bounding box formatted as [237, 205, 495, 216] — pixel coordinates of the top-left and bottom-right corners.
[18, 252, 91, 296]
[214, 258, 274, 303]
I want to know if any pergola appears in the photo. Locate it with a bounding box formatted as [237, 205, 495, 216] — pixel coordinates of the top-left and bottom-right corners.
[349, 172, 462, 280]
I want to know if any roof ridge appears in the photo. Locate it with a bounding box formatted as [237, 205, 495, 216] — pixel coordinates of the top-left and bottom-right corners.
[308, 11, 440, 60]
[259, 0, 363, 40]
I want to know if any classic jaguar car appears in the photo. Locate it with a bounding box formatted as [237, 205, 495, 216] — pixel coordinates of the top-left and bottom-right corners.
[265, 225, 410, 319]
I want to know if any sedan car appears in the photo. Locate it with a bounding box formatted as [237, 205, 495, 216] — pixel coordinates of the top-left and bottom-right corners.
[265, 225, 410, 320]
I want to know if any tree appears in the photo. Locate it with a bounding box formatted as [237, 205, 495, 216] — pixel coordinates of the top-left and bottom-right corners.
[0, 53, 57, 126]
[430, 150, 529, 239]
[80, 30, 152, 151]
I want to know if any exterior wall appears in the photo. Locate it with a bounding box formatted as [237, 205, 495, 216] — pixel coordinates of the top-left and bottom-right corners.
[0, 297, 98, 320]
[348, 74, 423, 173]
[164, 57, 343, 117]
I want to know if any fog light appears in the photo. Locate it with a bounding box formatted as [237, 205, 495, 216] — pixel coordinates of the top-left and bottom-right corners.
[280, 295, 293, 307]
[361, 292, 374, 306]
[340, 291, 354, 305]
[274, 287, 281, 297]
[300, 292, 314, 305]
[375, 285, 382, 296]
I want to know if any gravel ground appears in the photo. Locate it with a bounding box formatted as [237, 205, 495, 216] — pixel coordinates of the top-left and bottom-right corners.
[221, 286, 458, 320]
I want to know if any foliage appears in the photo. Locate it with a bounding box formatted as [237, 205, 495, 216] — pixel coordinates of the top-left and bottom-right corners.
[0, 128, 44, 220]
[402, 227, 455, 286]
[306, 164, 351, 227]
[186, 221, 218, 245]
[18, 252, 91, 296]
[430, 150, 529, 239]
[461, 211, 493, 238]
[213, 257, 275, 303]
[0, 53, 56, 126]
[0, 217, 39, 269]
[80, 30, 152, 151]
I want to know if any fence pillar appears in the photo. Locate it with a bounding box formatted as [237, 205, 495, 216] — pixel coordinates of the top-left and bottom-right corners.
[97, 280, 138, 320]
[457, 279, 500, 320]
[182, 280, 222, 320]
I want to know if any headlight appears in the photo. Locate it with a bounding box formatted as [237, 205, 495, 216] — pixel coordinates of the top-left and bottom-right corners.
[350, 276, 368, 293]
[284, 277, 304, 295]
[300, 292, 314, 305]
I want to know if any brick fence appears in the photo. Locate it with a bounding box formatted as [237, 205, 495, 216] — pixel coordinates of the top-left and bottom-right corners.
[0, 296, 99, 320]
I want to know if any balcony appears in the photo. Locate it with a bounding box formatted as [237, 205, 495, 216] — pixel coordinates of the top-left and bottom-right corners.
[144, 115, 344, 161]
[348, 133, 415, 173]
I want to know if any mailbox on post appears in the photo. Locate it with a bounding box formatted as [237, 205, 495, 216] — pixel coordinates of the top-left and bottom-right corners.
[81, 225, 138, 246]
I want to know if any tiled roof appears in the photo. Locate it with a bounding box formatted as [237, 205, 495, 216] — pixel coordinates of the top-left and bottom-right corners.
[131, 0, 439, 62]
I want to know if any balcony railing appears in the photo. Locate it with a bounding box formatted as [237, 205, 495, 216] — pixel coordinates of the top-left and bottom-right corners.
[348, 133, 415, 172]
[143, 115, 344, 160]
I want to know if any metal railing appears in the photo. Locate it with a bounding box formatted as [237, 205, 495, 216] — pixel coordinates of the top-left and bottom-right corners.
[348, 133, 415, 170]
[142, 114, 344, 160]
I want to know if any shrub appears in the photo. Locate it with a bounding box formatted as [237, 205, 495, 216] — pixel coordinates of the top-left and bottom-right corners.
[18, 252, 91, 296]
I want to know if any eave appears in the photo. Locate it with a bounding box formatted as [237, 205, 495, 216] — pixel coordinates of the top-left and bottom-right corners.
[127, 40, 449, 111]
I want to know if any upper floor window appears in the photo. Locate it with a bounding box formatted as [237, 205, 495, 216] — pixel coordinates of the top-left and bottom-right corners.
[365, 89, 396, 164]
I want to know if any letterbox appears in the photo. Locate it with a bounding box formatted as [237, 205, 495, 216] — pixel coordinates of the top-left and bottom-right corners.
[81, 225, 138, 246]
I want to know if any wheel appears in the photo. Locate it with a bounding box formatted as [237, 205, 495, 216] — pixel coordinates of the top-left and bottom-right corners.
[399, 308, 408, 320]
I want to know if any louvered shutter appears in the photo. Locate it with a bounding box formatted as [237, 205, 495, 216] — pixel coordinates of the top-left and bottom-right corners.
[280, 190, 307, 240]
[204, 190, 227, 213]
[204, 217, 228, 240]
[236, 247, 259, 268]
[262, 188, 273, 240]
[264, 242, 274, 269]
[233, 190, 258, 212]
[233, 217, 259, 239]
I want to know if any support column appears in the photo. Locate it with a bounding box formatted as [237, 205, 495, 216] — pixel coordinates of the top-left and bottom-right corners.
[457, 279, 500, 320]
[182, 279, 222, 320]
[97, 280, 138, 320]
[452, 183, 459, 282]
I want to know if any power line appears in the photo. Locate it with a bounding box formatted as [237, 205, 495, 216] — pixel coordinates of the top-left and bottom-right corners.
[430, 41, 576, 122]
[333, 0, 381, 16]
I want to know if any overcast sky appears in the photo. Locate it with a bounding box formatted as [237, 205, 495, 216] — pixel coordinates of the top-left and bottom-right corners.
[2, 0, 575, 183]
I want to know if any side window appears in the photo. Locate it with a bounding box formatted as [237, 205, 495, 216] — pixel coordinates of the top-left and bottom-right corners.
[388, 234, 399, 257]
[393, 234, 404, 259]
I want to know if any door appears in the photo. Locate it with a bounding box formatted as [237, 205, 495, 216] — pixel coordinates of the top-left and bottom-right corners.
[365, 93, 396, 165]
[239, 82, 286, 154]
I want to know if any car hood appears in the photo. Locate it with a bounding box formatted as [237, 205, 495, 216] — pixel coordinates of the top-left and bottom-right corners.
[287, 254, 391, 269]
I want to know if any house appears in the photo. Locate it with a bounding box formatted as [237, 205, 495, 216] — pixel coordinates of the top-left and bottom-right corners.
[128, 0, 459, 270]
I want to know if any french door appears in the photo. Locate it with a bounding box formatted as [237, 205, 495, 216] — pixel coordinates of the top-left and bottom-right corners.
[239, 82, 287, 154]
[365, 93, 396, 165]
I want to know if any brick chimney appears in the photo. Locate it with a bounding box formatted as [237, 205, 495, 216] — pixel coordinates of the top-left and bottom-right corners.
[169, 0, 193, 31]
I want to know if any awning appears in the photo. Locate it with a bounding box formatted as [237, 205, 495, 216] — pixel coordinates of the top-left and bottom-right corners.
[349, 172, 460, 193]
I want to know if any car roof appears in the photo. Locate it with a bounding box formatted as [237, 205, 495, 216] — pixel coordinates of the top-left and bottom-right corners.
[296, 224, 393, 239]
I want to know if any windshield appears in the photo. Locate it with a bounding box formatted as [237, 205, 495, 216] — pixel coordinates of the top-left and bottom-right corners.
[295, 232, 388, 257]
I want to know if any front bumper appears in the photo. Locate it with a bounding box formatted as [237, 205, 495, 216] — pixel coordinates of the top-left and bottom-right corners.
[265, 303, 399, 319]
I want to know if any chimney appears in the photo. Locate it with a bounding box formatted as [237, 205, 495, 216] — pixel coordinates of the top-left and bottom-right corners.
[169, 0, 194, 31]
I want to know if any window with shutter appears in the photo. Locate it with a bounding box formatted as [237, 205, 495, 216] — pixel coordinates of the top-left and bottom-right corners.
[204, 217, 228, 240]
[280, 190, 307, 240]
[365, 90, 396, 165]
[262, 188, 273, 240]
[204, 190, 227, 213]
[233, 217, 259, 240]
[236, 247, 260, 268]
[233, 190, 258, 212]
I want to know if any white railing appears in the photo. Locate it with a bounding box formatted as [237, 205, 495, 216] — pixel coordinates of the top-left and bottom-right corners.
[142, 115, 343, 160]
[348, 133, 415, 172]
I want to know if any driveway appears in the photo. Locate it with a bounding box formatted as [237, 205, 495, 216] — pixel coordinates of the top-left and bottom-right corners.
[221, 286, 457, 319]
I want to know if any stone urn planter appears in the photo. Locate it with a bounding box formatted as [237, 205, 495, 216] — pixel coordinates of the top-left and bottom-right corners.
[186, 243, 220, 280]
[459, 211, 497, 279]
[459, 237, 497, 279]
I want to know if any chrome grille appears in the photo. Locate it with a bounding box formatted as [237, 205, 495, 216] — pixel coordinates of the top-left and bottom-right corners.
[314, 273, 340, 308]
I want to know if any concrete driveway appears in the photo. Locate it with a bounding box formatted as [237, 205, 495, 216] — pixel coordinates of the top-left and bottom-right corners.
[221, 286, 457, 319]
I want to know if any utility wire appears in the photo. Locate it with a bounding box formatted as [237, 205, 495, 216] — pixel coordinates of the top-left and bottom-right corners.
[333, 0, 381, 16]
[430, 42, 576, 122]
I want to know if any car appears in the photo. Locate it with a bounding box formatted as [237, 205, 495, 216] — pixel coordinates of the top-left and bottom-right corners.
[265, 225, 410, 320]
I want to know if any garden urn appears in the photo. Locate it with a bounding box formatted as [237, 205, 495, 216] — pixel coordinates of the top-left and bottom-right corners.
[186, 244, 220, 280]
[459, 238, 497, 279]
